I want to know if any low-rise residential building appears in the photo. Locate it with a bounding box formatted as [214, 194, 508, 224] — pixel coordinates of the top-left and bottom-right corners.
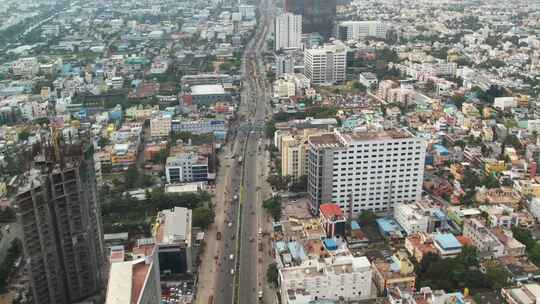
[358, 72, 378, 88]
[372, 251, 416, 295]
[279, 256, 372, 304]
[502, 283, 540, 304]
[172, 119, 227, 135]
[463, 218, 504, 258]
[393, 201, 446, 235]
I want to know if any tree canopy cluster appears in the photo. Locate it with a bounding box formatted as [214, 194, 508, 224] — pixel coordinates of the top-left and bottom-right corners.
[102, 189, 213, 235]
[417, 246, 510, 292]
[263, 197, 282, 221]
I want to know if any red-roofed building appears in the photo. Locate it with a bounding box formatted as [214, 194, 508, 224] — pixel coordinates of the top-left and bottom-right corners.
[319, 203, 346, 238]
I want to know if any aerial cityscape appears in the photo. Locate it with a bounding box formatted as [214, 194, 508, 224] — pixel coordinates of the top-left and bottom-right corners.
[0, 0, 540, 303]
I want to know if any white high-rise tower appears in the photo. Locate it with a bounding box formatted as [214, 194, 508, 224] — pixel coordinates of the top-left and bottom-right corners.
[274, 13, 302, 51]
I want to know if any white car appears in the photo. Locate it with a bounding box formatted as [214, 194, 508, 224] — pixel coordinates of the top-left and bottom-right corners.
[229, 254, 234, 260]
[228, 222, 233, 227]
[230, 269, 235, 275]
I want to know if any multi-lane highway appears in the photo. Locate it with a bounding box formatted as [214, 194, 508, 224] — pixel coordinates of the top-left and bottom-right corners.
[197, 0, 274, 303]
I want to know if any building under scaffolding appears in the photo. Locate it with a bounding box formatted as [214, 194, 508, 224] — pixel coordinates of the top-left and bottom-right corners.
[15, 127, 106, 304]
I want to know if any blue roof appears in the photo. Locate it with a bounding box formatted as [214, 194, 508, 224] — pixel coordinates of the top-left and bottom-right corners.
[376, 218, 402, 233]
[434, 233, 462, 250]
[287, 241, 306, 260]
[323, 239, 337, 250]
[433, 144, 449, 155]
[434, 209, 446, 219]
[275, 241, 287, 253]
[351, 220, 360, 230]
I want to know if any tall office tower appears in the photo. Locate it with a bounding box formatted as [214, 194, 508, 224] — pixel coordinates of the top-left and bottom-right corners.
[16, 129, 106, 304]
[336, 21, 388, 41]
[307, 129, 426, 217]
[284, 0, 336, 40]
[304, 42, 347, 85]
[275, 13, 303, 51]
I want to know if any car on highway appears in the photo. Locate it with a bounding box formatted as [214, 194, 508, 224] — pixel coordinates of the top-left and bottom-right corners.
[229, 254, 234, 260]
[228, 222, 233, 227]
[230, 269, 235, 275]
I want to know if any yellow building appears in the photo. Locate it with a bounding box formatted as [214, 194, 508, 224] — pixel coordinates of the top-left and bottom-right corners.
[450, 163, 465, 181]
[281, 129, 324, 179]
[484, 160, 506, 175]
[373, 251, 416, 295]
[281, 135, 305, 179]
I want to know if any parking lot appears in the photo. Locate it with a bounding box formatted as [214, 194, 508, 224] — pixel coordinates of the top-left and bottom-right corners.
[161, 280, 194, 304]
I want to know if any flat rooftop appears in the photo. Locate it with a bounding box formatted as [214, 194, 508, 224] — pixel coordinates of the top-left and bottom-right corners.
[309, 133, 342, 148]
[106, 257, 152, 304]
[190, 84, 226, 95]
[157, 207, 192, 246]
[343, 129, 414, 142]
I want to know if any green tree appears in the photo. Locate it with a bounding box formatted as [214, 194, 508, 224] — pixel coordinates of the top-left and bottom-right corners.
[267, 175, 290, 191]
[124, 165, 140, 189]
[352, 81, 367, 92]
[289, 175, 307, 193]
[97, 136, 110, 148]
[503, 134, 523, 151]
[358, 210, 377, 225]
[481, 174, 500, 189]
[266, 263, 279, 288]
[264, 120, 276, 139]
[192, 207, 215, 229]
[485, 265, 510, 289]
[263, 197, 282, 221]
[17, 131, 31, 142]
[461, 167, 481, 190]
[152, 149, 169, 164]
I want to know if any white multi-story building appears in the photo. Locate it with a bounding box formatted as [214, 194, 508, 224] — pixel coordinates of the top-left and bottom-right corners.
[393, 202, 431, 235]
[462, 219, 504, 258]
[304, 42, 347, 85]
[165, 153, 209, 184]
[275, 13, 302, 51]
[336, 21, 388, 41]
[273, 78, 296, 98]
[359, 72, 378, 88]
[279, 256, 372, 304]
[307, 129, 426, 216]
[238, 5, 256, 20]
[12, 57, 39, 76]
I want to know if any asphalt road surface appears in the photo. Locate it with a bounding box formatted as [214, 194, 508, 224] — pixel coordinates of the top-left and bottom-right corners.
[209, 0, 274, 303]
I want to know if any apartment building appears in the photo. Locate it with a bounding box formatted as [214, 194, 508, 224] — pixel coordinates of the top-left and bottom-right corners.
[150, 113, 172, 138]
[463, 218, 504, 258]
[307, 129, 426, 216]
[304, 42, 347, 85]
[279, 256, 372, 304]
[336, 21, 388, 41]
[393, 201, 446, 235]
[16, 139, 105, 304]
[275, 13, 302, 51]
[280, 128, 326, 179]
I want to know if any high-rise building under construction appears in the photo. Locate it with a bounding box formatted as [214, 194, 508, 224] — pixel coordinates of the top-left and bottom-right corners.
[284, 0, 336, 40]
[15, 129, 106, 304]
